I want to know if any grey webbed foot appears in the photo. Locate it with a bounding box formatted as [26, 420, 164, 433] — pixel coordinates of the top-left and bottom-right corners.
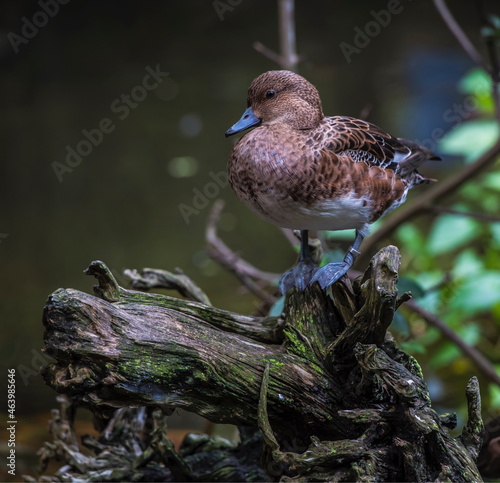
[279, 257, 317, 294]
[309, 228, 366, 290]
[310, 261, 351, 289]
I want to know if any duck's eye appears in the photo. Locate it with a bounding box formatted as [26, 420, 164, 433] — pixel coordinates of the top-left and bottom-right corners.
[265, 90, 276, 99]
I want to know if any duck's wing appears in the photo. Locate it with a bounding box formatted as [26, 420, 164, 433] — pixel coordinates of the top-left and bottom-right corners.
[324, 116, 440, 176]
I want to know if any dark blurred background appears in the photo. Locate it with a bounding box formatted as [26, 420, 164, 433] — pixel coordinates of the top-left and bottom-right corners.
[0, 0, 498, 479]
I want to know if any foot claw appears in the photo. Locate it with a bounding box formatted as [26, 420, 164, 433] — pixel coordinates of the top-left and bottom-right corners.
[279, 258, 317, 294]
[310, 262, 350, 290]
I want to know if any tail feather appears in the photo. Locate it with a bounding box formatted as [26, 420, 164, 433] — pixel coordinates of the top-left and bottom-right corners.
[396, 138, 441, 177]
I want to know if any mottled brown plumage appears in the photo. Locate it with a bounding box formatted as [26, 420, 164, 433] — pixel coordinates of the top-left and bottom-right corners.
[225, 70, 439, 292]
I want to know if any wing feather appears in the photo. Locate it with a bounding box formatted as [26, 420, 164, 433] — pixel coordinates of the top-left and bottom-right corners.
[323, 116, 440, 176]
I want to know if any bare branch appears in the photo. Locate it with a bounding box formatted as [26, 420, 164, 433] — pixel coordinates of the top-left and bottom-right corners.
[206, 200, 279, 305]
[430, 205, 500, 223]
[403, 299, 500, 388]
[124, 267, 211, 305]
[278, 0, 299, 71]
[254, 0, 301, 72]
[433, 0, 500, 124]
[253, 41, 284, 67]
[433, 0, 487, 70]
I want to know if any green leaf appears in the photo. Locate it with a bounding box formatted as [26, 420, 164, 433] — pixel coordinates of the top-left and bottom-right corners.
[401, 340, 426, 355]
[397, 276, 425, 299]
[452, 271, 500, 314]
[430, 342, 461, 369]
[457, 323, 481, 346]
[452, 249, 483, 279]
[481, 26, 498, 39]
[416, 291, 441, 313]
[489, 14, 500, 30]
[439, 119, 499, 161]
[428, 214, 480, 255]
[396, 223, 426, 254]
[417, 271, 448, 291]
[457, 68, 494, 114]
[491, 223, 500, 247]
[492, 302, 500, 323]
[416, 326, 440, 346]
[482, 172, 500, 192]
[489, 382, 500, 407]
[268, 295, 285, 317]
[322, 248, 345, 264]
[460, 182, 488, 202]
[483, 171, 500, 191]
[458, 68, 491, 96]
[392, 311, 410, 335]
[323, 229, 355, 240]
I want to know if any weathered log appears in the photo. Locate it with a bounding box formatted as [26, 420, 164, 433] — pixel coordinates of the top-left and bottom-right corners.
[38, 246, 485, 482]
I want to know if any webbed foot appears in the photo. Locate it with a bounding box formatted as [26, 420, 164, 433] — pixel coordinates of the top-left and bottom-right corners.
[310, 261, 351, 289]
[279, 257, 317, 294]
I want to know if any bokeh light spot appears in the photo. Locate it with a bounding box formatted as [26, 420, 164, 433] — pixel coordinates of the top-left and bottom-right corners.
[167, 156, 199, 178]
[179, 113, 203, 138]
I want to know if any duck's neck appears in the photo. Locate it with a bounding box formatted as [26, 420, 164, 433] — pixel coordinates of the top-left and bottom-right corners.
[287, 98, 324, 130]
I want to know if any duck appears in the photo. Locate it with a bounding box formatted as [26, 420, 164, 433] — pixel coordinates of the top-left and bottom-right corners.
[225, 70, 439, 294]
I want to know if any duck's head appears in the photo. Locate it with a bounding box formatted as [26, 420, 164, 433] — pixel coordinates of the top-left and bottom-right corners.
[225, 70, 324, 137]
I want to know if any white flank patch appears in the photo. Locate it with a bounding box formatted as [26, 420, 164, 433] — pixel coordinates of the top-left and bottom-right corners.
[262, 191, 372, 230]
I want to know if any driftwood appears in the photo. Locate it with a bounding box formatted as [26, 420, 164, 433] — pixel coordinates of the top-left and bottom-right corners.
[36, 246, 484, 482]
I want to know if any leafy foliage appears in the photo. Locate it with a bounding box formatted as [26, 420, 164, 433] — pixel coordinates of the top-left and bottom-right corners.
[388, 68, 500, 413]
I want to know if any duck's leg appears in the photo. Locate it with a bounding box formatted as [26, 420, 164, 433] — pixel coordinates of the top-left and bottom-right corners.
[279, 230, 317, 294]
[310, 226, 367, 290]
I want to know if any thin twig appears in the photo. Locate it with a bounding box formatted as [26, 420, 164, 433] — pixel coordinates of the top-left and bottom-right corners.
[253, 0, 300, 72]
[124, 267, 211, 305]
[206, 200, 279, 305]
[430, 205, 500, 223]
[253, 41, 284, 67]
[278, 0, 298, 71]
[475, 0, 500, 125]
[404, 299, 500, 388]
[432, 0, 487, 70]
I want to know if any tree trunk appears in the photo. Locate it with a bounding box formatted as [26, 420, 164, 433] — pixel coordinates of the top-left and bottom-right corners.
[37, 246, 484, 482]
